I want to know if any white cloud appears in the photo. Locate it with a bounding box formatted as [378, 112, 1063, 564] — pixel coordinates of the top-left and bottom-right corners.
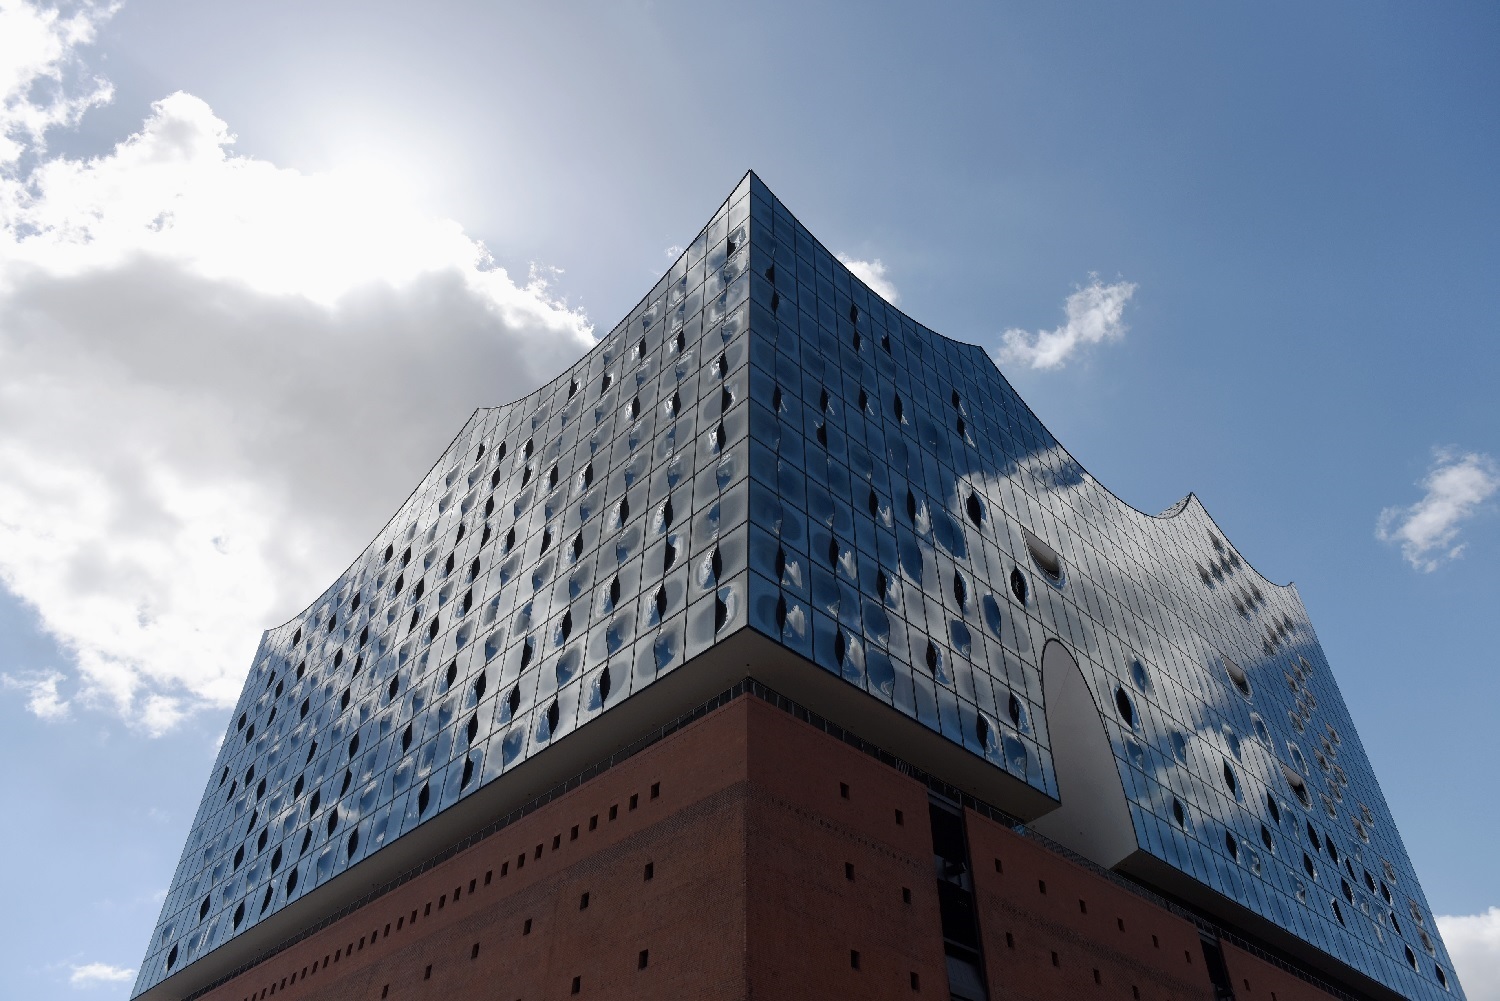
[996, 275, 1137, 370]
[1377, 448, 1498, 572]
[69, 962, 136, 988]
[0, 0, 115, 166]
[0, 3, 595, 733]
[837, 254, 900, 305]
[1439, 908, 1500, 1001]
[0, 668, 70, 718]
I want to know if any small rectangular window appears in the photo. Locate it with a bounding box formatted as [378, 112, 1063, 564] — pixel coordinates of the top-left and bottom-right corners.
[471, 943, 480, 960]
[1132, 988, 1140, 1000]
[571, 825, 579, 841]
[485, 870, 492, 885]
[644, 862, 655, 881]
[571, 975, 581, 994]
[439, 895, 446, 909]
[384, 923, 391, 936]
[630, 793, 639, 810]
[1038, 880, 1047, 894]
[1152, 935, 1159, 948]
[994, 858, 1003, 873]
[535, 844, 543, 859]
[454, 886, 461, 900]
[397, 916, 404, 930]
[1117, 917, 1124, 931]
[638, 949, 650, 970]
[1051, 951, 1060, 968]
[844, 862, 855, 881]
[518, 853, 525, 869]
[590, 815, 598, 830]
[894, 808, 904, 825]
[650, 782, 660, 799]
[382, 987, 389, 999]
[580, 892, 590, 910]
[1006, 932, 1015, 949]
[609, 804, 618, 820]
[839, 782, 850, 799]
[910, 972, 920, 991]
[523, 918, 532, 935]
[424, 965, 432, 981]
[850, 950, 861, 970]
[1079, 899, 1087, 914]
[902, 887, 912, 904]
[1093, 969, 1101, 985]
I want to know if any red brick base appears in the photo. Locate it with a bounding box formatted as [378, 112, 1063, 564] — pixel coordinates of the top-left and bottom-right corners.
[200, 695, 1342, 1001]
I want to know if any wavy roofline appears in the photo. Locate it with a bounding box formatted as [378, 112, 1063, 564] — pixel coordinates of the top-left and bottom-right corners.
[256, 169, 1295, 647]
[737, 170, 1297, 595]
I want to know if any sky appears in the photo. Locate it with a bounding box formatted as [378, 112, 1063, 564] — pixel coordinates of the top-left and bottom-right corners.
[0, 0, 1496, 997]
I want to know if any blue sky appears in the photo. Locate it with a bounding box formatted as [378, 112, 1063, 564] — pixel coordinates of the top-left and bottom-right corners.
[1, 1, 1496, 997]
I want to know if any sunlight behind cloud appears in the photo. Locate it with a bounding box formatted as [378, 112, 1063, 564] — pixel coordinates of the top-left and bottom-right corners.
[0, 5, 596, 734]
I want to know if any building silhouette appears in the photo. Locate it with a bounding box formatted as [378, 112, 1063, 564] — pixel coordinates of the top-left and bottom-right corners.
[132, 173, 1461, 1001]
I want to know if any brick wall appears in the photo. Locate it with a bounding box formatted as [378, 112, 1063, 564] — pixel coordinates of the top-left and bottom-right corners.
[197, 693, 1346, 1001]
[203, 697, 753, 1001]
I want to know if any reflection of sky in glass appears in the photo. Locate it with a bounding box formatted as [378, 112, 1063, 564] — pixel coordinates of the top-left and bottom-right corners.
[136, 174, 1457, 1001]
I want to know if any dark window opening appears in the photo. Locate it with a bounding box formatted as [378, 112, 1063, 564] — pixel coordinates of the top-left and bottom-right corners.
[1010, 567, 1028, 604]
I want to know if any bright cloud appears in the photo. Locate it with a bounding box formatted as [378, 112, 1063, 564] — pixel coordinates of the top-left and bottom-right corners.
[69, 962, 136, 987]
[837, 254, 900, 305]
[0, 0, 114, 165]
[997, 275, 1137, 370]
[1438, 908, 1500, 1001]
[0, 668, 70, 719]
[0, 2, 595, 733]
[1377, 448, 1498, 572]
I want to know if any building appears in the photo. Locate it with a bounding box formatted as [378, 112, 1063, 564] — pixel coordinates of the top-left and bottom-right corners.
[132, 173, 1462, 1001]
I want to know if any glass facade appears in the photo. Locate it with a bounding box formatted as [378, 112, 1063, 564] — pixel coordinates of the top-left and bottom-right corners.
[134, 173, 1459, 1001]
